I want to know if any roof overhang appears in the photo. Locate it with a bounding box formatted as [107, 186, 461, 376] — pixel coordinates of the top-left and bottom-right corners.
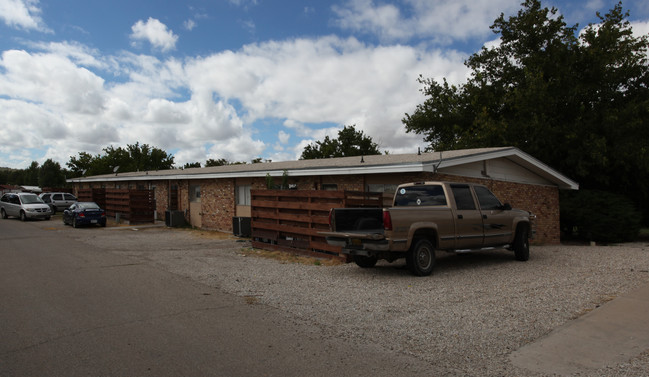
[67, 147, 579, 190]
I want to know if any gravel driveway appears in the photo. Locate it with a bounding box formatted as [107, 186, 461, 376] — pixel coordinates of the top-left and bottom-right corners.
[53, 221, 649, 376]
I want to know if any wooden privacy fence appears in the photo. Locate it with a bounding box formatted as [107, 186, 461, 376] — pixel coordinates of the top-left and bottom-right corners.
[77, 188, 106, 209]
[251, 189, 382, 260]
[76, 188, 155, 223]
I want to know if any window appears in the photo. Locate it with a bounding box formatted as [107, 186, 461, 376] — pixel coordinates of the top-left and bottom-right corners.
[189, 185, 201, 202]
[64, 194, 76, 201]
[53, 194, 63, 200]
[321, 184, 338, 191]
[394, 185, 447, 206]
[236, 185, 251, 205]
[474, 186, 503, 210]
[450, 184, 476, 210]
[367, 184, 398, 195]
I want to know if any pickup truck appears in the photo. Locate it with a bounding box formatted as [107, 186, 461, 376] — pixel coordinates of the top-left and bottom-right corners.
[321, 181, 535, 276]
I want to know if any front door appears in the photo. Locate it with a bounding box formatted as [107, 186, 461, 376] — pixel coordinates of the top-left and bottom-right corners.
[189, 185, 201, 228]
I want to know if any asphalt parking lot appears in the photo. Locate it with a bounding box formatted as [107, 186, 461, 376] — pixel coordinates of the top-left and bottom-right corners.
[12, 216, 649, 376]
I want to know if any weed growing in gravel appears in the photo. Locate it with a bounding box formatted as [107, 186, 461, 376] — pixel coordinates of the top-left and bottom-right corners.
[238, 247, 341, 266]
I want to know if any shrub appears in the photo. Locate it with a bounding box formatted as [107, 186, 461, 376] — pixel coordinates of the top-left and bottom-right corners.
[560, 189, 641, 243]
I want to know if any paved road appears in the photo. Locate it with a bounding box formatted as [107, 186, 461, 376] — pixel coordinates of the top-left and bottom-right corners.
[0, 218, 431, 376]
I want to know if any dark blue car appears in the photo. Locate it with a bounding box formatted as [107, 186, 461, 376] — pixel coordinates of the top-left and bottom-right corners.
[63, 202, 107, 228]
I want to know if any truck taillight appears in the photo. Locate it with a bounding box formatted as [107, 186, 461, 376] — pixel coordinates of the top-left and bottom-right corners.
[383, 211, 392, 231]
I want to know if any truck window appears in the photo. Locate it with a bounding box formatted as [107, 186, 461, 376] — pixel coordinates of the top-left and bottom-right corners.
[450, 184, 476, 210]
[474, 186, 503, 210]
[394, 185, 446, 206]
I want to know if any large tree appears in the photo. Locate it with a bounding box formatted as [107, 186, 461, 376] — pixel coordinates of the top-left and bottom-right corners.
[301, 125, 381, 159]
[403, 0, 649, 221]
[38, 159, 66, 188]
[67, 143, 175, 177]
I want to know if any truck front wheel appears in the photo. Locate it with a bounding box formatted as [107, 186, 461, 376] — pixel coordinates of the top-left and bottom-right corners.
[407, 239, 435, 276]
[513, 226, 530, 261]
[353, 255, 378, 268]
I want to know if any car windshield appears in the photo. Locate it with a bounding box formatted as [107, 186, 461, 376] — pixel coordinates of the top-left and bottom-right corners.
[20, 195, 43, 204]
[78, 202, 100, 209]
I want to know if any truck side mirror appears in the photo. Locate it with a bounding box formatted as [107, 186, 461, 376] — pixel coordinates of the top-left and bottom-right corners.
[502, 203, 512, 211]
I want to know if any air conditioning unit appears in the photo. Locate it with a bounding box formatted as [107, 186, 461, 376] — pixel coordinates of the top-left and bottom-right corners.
[232, 217, 251, 237]
[165, 210, 185, 227]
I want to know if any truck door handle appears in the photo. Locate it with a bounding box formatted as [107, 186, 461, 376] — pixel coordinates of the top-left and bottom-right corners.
[457, 214, 463, 219]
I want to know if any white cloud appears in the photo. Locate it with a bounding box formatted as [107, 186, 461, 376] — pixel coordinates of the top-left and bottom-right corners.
[0, 0, 49, 32]
[0, 49, 107, 114]
[278, 130, 290, 144]
[631, 20, 649, 37]
[0, 33, 471, 168]
[184, 19, 196, 31]
[185, 35, 468, 158]
[332, 0, 519, 44]
[28, 41, 108, 69]
[130, 18, 178, 52]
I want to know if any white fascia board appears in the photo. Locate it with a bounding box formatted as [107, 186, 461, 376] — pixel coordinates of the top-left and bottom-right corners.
[66, 162, 428, 183]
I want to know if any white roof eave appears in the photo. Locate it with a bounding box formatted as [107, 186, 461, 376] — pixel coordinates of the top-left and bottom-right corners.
[66, 147, 579, 190]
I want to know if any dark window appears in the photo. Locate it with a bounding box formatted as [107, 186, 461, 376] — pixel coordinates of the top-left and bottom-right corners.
[451, 185, 476, 210]
[53, 194, 63, 200]
[1, 195, 7, 203]
[474, 186, 502, 210]
[64, 194, 76, 201]
[78, 202, 100, 209]
[394, 185, 447, 206]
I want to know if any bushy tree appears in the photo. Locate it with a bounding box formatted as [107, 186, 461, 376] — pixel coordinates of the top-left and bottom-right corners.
[403, 0, 649, 223]
[67, 143, 175, 176]
[301, 125, 381, 159]
[560, 190, 642, 243]
[183, 162, 201, 169]
[39, 159, 66, 188]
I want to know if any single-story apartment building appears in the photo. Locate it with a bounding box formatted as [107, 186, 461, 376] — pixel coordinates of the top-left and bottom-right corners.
[67, 146, 578, 244]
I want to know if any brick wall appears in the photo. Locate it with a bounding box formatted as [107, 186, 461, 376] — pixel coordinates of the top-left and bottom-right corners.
[71, 172, 561, 244]
[200, 179, 236, 231]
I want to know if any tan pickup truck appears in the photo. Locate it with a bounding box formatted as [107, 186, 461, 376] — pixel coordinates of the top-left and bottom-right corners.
[322, 181, 535, 276]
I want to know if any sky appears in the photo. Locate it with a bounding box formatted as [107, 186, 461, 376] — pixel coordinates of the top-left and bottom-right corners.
[0, 0, 648, 170]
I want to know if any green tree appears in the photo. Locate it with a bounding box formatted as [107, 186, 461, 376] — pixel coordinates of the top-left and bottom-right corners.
[183, 162, 201, 169]
[25, 161, 39, 186]
[205, 158, 229, 167]
[67, 151, 101, 177]
[403, 0, 649, 222]
[38, 159, 66, 188]
[301, 125, 381, 159]
[67, 143, 175, 176]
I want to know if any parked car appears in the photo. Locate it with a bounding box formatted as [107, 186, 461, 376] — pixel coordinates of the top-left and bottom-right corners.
[62, 202, 107, 228]
[39, 192, 77, 214]
[0, 193, 51, 221]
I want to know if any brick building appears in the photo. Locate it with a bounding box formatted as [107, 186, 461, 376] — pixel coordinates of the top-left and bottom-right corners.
[67, 147, 578, 244]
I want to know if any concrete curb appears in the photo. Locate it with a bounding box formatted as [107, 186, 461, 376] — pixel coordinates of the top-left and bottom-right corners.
[510, 283, 649, 375]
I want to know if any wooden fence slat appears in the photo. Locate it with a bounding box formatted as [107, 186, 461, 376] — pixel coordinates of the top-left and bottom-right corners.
[250, 189, 382, 260]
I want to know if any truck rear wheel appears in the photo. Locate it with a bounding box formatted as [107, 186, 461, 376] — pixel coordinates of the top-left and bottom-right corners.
[407, 239, 435, 276]
[353, 255, 378, 268]
[513, 226, 530, 261]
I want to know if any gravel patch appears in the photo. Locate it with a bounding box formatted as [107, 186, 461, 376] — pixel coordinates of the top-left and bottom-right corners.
[66, 225, 649, 376]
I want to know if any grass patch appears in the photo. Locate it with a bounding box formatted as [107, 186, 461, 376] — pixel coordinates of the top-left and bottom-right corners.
[238, 247, 342, 266]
